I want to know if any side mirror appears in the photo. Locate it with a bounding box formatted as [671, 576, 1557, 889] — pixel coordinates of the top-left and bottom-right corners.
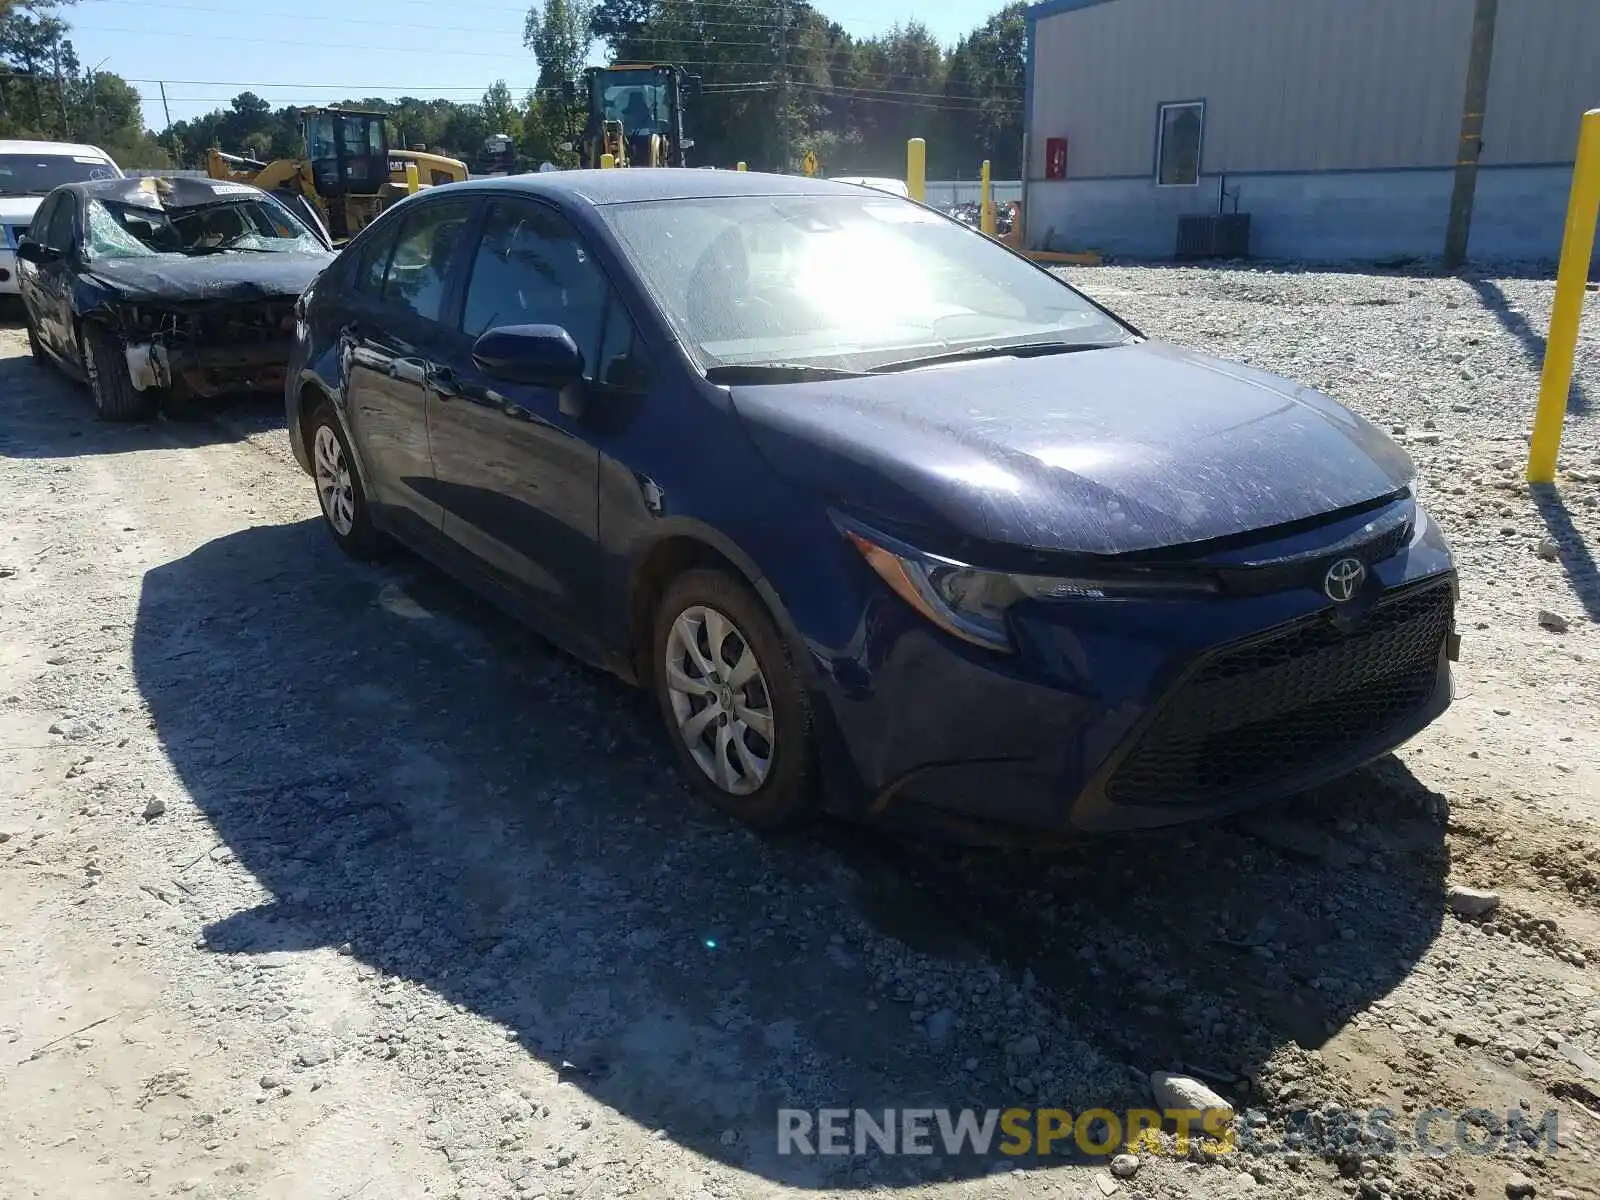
[473, 324, 586, 413]
[16, 239, 61, 265]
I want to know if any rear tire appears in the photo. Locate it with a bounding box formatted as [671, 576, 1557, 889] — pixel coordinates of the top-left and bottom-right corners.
[652, 569, 817, 829]
[307, 403, 389, 560]
[80, 324, 154, 421]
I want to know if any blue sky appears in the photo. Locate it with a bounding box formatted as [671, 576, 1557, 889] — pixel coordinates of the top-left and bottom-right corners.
[62, 0, 984, 130]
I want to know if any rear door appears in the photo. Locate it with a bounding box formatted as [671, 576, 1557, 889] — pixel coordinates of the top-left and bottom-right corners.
[336, 194, 475, 544]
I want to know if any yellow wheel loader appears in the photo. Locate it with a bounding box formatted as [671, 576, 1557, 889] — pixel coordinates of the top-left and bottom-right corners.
[568, 64, 700, 168]
[205, 106, 467, 242]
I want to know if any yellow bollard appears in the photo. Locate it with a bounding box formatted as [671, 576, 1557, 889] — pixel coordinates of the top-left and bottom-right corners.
[601, 152, 616, 169]
[404, 161, 419, 195]
[907, 138, 926, 204]
[980, 159, 996, 236]
[737, 161, 747, 171]
[1528, 108, 1600, 484]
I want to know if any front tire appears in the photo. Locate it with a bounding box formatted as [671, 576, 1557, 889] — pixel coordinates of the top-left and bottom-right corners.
[307, 404, 388, 559]
[25, 317, 49, 367]
[80, 324, 154, 421]
[652, 569, 817, 828]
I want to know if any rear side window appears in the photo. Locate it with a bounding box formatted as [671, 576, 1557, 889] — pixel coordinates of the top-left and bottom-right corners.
[381, 198, 474, 325]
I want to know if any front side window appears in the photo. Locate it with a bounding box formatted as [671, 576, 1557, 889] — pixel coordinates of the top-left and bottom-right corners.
[381, 197, 473, 324]
[599, 193, 1130, 373]
[82, 197, 324, 260]
[351, 222, 400, 296]
[459, 200, 608, 375]
[1156, 101, 1204, 187]
[0, 154, 117, 197]
[44, 195, 75, 250]
[27, 195, 59, 244]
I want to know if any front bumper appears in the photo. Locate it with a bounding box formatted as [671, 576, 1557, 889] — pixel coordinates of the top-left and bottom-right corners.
[0, 249, 19, 295]
[815, 499, 1458, 838]
[125, 335, 295, 398]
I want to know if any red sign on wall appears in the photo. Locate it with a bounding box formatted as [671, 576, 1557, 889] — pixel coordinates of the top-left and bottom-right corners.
[1045, 137, 1068, 180]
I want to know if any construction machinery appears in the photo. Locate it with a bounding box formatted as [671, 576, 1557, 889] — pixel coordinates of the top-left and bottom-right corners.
[567, 64, 700, 168]
[204, 106, 468, 242]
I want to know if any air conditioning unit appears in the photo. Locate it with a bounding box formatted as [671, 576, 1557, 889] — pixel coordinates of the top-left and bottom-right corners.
[1176, 213, 1251, 260]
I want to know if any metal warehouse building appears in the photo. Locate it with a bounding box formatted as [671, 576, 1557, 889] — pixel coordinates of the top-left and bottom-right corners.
[1022, 0, 1600, 262]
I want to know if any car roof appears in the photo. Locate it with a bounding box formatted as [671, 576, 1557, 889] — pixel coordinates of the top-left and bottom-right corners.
[431, 168, 895, 208]
[61, 175, 268, 210]
[0, 139, 118, 161]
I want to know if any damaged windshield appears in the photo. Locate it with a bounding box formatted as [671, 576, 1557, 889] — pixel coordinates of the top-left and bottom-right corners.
[84, 196, 323, 260]
[0, 153, 118, 196]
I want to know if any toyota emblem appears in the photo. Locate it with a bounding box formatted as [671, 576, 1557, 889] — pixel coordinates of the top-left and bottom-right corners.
[1323, 557, 1367, 603]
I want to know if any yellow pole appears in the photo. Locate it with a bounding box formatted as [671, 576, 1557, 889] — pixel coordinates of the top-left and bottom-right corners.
[737, 161, 747, 171]
[1528, 108, 1600, 484]
[600, 152, 616, 169]
[404, 161, 419, 194]
[980, 159, 995, 236]
[907, 138, 926, 204]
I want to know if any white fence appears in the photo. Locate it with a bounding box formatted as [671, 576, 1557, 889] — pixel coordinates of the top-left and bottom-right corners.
[924, 178, 1022, 209]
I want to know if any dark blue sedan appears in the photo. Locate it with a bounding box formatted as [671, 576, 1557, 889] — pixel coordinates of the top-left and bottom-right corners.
[286, 170, 1458, 840]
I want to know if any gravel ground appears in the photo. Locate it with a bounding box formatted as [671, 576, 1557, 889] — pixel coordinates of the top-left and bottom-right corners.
[0, 263, 1597, 1200]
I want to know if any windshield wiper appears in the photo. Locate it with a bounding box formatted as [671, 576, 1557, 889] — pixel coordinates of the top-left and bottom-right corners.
[868, 340, 1123, 374]
[704, 363, 869, 384]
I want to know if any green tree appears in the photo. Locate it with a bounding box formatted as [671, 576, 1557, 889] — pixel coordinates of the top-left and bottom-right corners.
[482, 79, 523, 141]
[524, 0, 591, 94]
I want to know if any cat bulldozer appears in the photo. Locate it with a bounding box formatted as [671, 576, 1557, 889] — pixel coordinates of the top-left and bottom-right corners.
[566, 63, 700, 168]
[205, 106, 468, 242]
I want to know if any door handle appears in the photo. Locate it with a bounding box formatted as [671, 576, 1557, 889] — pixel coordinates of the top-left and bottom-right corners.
[387, 356, 428, 384]
[426, 364, 461, 401]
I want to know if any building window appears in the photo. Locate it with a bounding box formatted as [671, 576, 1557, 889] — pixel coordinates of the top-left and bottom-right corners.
[1156, 101, 1204, 187]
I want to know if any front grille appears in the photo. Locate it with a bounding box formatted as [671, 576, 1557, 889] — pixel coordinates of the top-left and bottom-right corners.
[1106, 580, 1452, 805]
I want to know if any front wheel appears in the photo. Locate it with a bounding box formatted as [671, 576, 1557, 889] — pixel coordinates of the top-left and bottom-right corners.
[80, 324, 154, 421]
[307, 404, 388, 559]
[652, 569, 818, 828]
[25, 316, 49, 367]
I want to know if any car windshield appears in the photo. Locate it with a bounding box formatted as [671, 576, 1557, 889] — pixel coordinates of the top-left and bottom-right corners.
[599, 193, 1131, 373]
[0, 153, 117, 196]
[84, 196, 324, 259]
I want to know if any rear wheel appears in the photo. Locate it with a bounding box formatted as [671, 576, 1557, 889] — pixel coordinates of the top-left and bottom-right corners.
[308, 404, 388, 559]
[652, 569, 817, 828]
[80, 324, 154, 421]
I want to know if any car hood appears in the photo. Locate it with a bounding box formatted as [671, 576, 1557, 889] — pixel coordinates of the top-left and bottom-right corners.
[0, 196, 44, 226]
[83, 251, 331, 303]
[728, 340, 1416, 557]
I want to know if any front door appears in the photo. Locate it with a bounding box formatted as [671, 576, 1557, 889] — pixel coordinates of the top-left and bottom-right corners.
[426, 198, 613, 640]
[24, 194, 77, 359]
[337, 194, 474, 543]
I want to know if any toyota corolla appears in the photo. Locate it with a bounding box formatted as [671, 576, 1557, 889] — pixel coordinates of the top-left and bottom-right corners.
[286, 170, 1458, 841]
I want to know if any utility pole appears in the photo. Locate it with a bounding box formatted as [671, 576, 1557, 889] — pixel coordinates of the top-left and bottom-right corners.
[159, 81, 178, 165]
[777, 0, 789, 172]
[1444, 0, 1499, 268]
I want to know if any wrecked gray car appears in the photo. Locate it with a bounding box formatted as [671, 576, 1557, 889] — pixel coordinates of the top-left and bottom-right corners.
[16, 175, 333, 420]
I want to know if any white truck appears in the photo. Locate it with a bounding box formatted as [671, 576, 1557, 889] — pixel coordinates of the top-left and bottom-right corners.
[0, 140, 123, 299]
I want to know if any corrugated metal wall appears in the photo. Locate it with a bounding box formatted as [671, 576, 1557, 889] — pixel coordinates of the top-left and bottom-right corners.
[1030, 0, 1600, 181]
[1480, 0, 1600, 164]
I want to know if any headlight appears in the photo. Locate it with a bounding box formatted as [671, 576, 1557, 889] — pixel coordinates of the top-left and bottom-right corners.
[842, 525, 1216, 653]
